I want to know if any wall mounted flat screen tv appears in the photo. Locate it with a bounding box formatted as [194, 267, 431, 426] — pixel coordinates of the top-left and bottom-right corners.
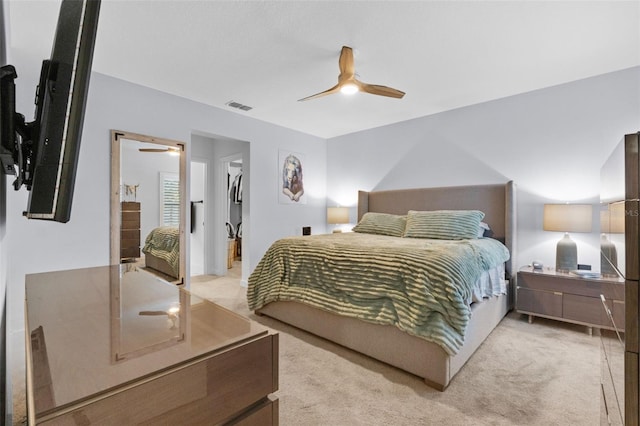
[0, 0, 101, 223]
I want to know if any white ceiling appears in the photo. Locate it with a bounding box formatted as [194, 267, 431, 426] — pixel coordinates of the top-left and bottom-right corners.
[8, 1, 640, 139]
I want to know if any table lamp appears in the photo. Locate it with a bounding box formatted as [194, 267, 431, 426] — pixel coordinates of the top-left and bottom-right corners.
[543, 204, 592, 272]
[600, 201, 624, 276]
[327, 207, 349, 233]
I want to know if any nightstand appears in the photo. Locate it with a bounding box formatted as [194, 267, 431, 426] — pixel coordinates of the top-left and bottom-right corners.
[516, 266, 625, 335]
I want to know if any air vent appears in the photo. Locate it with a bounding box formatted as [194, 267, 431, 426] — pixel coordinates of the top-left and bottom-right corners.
[225, 100, 253, 112]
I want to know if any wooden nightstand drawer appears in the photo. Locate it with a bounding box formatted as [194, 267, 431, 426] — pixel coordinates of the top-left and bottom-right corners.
[563, 294, 603, 325]
[517, 287, 562, 317]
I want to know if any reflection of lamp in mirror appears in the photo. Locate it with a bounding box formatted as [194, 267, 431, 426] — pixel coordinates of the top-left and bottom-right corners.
[543, 204, 592, 272]
[327, 207, 349, 233]
[600, 202, 625, 277]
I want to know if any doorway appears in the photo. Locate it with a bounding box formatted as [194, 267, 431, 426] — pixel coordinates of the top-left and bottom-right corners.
[190, 133, 249, 281]
[223, 155, 243, 275]
[190, 160, 207, 276]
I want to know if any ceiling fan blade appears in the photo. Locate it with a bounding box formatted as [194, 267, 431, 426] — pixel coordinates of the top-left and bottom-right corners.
[139, 148, 168, 153]
[298, 84, 341, 102]
[139, 310, 168, 316]
[338, 46, 355, 78]
[358, 82, 405, 99]
[139, 147, 180, 153]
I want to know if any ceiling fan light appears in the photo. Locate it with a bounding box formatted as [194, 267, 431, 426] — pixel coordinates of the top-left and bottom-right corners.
[340, 83, 358, 95]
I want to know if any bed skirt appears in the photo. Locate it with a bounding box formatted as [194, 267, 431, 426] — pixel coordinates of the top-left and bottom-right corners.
[145, 253, 178, 279]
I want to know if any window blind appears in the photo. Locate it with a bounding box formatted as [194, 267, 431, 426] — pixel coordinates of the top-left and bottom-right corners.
[160, 172, 180, 227]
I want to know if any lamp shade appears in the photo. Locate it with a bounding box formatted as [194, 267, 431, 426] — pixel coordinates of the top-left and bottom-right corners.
[600, 201, 625, 234]
[327, 207, 349, 224]
[543, 204, 592, 233]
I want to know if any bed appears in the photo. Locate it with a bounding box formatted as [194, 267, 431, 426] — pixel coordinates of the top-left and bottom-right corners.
[142, 226, 180, 279]
[248, 182, 516, 390]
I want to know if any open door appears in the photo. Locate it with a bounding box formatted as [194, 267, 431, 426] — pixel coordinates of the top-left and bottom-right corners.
[190, 160, 206, 276]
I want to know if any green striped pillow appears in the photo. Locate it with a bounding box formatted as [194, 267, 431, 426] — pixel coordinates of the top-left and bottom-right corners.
[404, 210, 485, 240]
[353, 212, 407, 237]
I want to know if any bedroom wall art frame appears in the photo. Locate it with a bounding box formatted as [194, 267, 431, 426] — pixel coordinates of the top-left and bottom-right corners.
[278, 149, 306, 204]
[110, 130, 187, 284]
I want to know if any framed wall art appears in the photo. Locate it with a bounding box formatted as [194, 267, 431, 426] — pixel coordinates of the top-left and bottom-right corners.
[278, 150, 306, 204]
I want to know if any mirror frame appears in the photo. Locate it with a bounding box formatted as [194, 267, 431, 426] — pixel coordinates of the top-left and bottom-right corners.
[110, 130, 187, 284]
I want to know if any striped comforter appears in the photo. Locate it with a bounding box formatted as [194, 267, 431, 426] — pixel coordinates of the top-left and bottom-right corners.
[247, 232, 509, 355]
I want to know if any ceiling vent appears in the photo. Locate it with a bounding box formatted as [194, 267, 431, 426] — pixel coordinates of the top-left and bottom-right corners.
[225, 100, 253, 111]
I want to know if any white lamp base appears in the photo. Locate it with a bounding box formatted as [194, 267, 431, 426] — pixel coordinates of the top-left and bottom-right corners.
[600, 234, 619, 277]
[556, 233, 577, 272]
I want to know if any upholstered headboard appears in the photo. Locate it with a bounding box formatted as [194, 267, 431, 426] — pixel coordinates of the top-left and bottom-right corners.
[357, 181, 517, 283]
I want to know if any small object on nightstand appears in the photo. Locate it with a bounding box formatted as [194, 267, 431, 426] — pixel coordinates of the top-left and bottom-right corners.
[532, 260, 543, 270]
[570, 269, 601, 278]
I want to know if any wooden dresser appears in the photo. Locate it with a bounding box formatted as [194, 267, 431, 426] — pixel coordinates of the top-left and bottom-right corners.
[25, 265, 279, 425]
[120, 201, 141, 261]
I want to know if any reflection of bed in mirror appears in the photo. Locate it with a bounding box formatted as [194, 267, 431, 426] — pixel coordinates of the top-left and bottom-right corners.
[142, 226, 180, 279]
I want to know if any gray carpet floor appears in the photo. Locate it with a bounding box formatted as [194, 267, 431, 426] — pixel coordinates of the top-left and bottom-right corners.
[190, 262, 601, 426]
[13, 262, 600, 425]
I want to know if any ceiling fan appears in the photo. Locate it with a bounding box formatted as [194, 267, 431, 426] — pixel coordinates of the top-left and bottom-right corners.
[138, 146, 180, 154]
[298, 46, 405, 102]
[139, 307, 180, 329]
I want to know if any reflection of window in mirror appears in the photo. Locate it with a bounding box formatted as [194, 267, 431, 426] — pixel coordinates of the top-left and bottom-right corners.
[160, 172, 180, 227]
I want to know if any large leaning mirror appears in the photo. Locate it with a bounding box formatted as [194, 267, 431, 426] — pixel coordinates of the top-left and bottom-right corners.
[110, 130, 187, 284]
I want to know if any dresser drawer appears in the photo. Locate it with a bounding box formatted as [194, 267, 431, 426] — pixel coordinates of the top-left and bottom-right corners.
[121, 230, 140, 242]
[121, 219, 140, 230]
[231, 396, 279, 425]
[121, 202, 140, 211]
[40, 334, 278, 425]
[120, 247, 140, 258]
[121, 211, 140, 225]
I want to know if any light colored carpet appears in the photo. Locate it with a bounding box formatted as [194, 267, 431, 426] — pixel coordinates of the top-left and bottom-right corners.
[13, 263, 600, 425]
[190, 262, 600, 426]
